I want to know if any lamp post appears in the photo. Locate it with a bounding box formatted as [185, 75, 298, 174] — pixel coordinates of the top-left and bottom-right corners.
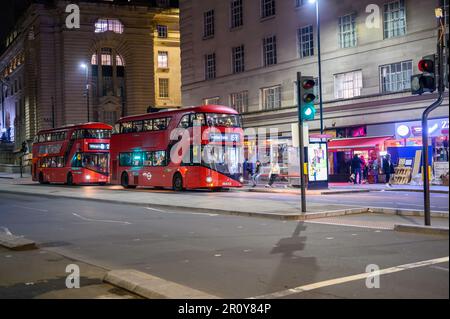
[308, 0, 324, 134]
[80, 63, 90, 122]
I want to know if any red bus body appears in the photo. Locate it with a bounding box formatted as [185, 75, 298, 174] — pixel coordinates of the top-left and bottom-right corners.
[32, 123, 112, 185]
[110, 105, 244, 190]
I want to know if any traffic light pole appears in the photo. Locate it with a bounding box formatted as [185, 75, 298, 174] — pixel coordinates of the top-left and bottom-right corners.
[297, 72, 307, 213]
[421, 14, 445, 226]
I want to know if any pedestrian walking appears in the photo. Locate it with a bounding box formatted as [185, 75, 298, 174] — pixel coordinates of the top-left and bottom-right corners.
[265, 161, 280, 188]
[382, 154, 395, 186]
[360, 155, 368, 183]
[350, 154, 363, 185]
[251, 160, 262, 187]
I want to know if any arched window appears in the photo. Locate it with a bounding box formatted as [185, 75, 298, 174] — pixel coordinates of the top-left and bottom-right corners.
[94, 19, 124, 34]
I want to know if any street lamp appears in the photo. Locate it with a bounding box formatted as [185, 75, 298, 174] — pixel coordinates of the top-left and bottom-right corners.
[308, 0, 324, 134]
[80, 63, 90, 122]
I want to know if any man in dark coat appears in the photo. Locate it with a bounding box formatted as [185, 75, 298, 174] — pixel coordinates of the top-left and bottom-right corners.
[350, 154, 363, 184]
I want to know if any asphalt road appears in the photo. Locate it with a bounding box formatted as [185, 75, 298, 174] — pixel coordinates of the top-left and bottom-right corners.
[0, 192, 448, 299]
[114, 186, 450, 212]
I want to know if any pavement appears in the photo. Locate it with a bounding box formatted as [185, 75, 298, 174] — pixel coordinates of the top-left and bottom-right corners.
[0, 246, 138, 299]
[0, 193, 448, 299]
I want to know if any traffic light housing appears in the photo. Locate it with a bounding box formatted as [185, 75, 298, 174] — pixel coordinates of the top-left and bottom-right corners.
[299, 76, 317, 121]
[411, 55, 436, 95]
[20, 141, 28, 153]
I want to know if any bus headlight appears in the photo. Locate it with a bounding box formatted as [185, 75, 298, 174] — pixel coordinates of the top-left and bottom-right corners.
[239, 176, 244, 183]
[86, 175, 91, 180]
[206, 176, 213, 184]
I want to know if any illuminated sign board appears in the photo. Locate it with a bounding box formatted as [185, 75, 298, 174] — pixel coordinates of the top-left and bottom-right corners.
[395, 118, 449, 139]
[307, 142, 328, 182]
[88, 143, 110, 151]
[208, 133, 240, 143]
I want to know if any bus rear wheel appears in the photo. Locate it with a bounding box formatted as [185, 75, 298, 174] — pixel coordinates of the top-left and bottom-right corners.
[121, 172, 136, 189]
[172, 173, 184, 192]
[67, 173, 74, 186]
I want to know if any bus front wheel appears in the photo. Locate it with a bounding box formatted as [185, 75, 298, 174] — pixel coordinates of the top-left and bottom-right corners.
[121, 172, 136, 189]
[172, 173, 184, 192]
[67, 173, 74, 186]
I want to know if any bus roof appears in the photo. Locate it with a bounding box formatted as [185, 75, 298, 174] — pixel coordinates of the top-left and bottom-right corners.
[37, 122, 112, 135]
[117, 105, 239, 123]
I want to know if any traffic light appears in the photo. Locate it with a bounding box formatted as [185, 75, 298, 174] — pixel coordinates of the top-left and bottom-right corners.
[411, 55, 436, 95]
[299, 76, 317, 121]
[20, 141, 28, 153]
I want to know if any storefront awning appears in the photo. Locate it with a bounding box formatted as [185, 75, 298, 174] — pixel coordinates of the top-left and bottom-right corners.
[328, 136, 393, 151]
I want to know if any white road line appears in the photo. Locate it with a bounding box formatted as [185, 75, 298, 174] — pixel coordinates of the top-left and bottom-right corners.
[145, 207, 166, 213]
[430, 265, 449, 272]
[249, 256, 449, 299]
[0, 226, 12, 235]
[72, 213, 131, 225]
[11, 205, 48, 212]
[305, 220, 393, 230]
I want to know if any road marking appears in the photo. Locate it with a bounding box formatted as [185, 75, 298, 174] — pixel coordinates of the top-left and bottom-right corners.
[72, 213, 131, 225]
[430, 265, 449, 272]
[249, 256, 449, 299]
[0, 227, 12, 236]
[305, 220, 392, 230]
[11, 205, 48, 212]
[145, 207, 166, 213]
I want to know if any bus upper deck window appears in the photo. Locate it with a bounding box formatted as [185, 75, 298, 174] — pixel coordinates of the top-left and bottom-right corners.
[178, 115, 190, 129]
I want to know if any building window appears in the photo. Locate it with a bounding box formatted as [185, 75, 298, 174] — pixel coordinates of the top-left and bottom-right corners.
[380, 60, 412, 93]
[204, 10, 215, 38]
[263, 36, 277, 66]
[158, 51, 169, 68]
[384, 0, 406, 39]
[203, 97, 220, 105]
[338, 13, 357, 48]
[91, 48, 126, 98]
[261, 0, 276, 19]
[230, 91, 248, 113]
[295, 0, 308, 7]
[159, 78, 169, 98]
[94, 19, 124, 34]
[262, 85, 281, 110]
[230, 0, 243, 28]
[205, 53, 216, 80]
[334, 70, 363, 99]
[298, 25, 314, 58]
[156, 0, 170, 7]
[232, 45, 245, 74]
[101, 48, 112, 66]
[116, 55, 124, 67]
[157, 25, 168, 38]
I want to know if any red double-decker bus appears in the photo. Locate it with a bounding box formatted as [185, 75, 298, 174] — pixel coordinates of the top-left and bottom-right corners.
[32, 123, 112, 185]
[110, 105, 244, 191]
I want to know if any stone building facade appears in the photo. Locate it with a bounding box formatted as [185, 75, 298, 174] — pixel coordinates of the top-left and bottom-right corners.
[0, 0, 181, 156]
[180, 0, 449, 135]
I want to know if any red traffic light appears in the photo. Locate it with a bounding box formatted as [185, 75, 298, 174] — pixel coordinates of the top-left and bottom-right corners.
[418, 59, 434, 73]
[302, 79, 315, 90]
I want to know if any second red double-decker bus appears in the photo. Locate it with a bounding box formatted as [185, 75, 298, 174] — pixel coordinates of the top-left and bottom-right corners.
[32, 123, 112, 185]
[110, 105, 244, 191]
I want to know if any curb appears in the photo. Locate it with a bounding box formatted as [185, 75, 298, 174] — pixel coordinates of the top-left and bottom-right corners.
[394, 224, 449, 236]
[0, 233, 37, 251]
[246, 188, 370, 195]
[384, 188, 449, 194]
[104, 269, 219, 299]
[0, 189, 447, 221]
[368, 207, 449, 218]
